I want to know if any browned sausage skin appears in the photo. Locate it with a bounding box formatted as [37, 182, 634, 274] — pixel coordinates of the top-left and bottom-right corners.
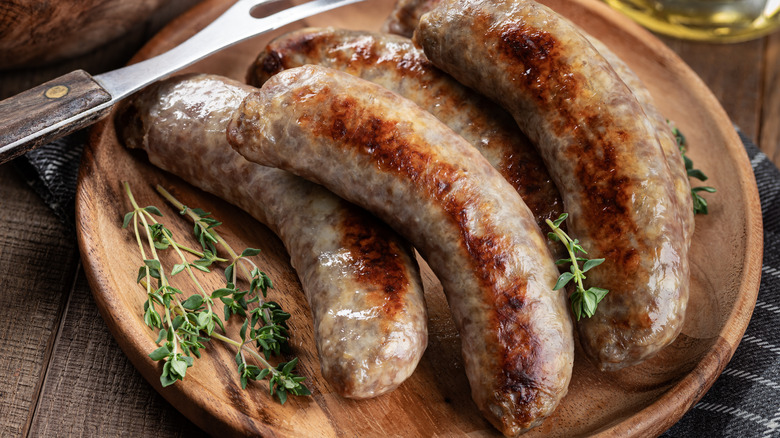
[247, 27, 565, 258]
[116, 74, 428, 399]
[415, 0, 690, 371]
[584, 37, 694, 243]
[382, 0, 693, 242]
[382, 0, 442, 37]
[228, 65, 574, 436]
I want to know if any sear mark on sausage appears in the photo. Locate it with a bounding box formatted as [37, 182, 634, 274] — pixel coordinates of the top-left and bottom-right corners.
[338, 206, 410, 319]
[247, 28, 566, 259]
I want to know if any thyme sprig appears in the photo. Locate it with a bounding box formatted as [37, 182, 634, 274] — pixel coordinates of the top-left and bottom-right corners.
[121, 182, 309, 403]
[670, 124, 716, 215]
[155, 186, 290, 359]
[546, 213, 609, 321]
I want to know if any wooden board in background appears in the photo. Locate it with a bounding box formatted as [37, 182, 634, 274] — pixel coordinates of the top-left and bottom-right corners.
[760, 32, 780, 163]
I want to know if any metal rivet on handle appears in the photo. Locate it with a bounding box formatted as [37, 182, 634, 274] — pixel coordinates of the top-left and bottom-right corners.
[45, 85, 69, 99]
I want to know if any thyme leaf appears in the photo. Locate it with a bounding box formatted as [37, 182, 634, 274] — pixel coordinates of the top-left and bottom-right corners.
[121, 182, 308, 403]
[546, 213, 609, 321]
[670, 123, 716, 215]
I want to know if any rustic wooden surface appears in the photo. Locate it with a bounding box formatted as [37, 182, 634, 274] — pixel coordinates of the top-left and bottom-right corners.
[0, 0, 777, 436]
[0, 0, 169, 69]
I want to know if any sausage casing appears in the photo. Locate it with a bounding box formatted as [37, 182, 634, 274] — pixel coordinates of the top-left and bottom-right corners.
[382, 0, 694, 242]
[382, 0, 695, 286]
[116, 74, 428, 399]
[382, 0, 440, 37]
[247, 27, 564, 257]
[583, 37, 694, 241]
[415, 0, 690, 371]
[228, 65, 574, 436]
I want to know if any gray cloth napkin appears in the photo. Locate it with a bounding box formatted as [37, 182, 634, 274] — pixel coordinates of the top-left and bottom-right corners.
[14, 129, 779, 436]
[663, 132, 780, 438]
[13, 131, 86, 230]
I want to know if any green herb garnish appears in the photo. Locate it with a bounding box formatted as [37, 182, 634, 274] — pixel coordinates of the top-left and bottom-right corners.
[546, 213, 609, 321]
[670, 125, 716, 215]
[122, 182, 309, 403]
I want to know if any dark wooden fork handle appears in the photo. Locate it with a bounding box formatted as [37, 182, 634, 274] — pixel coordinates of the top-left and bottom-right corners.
[0, 70, 112, 164]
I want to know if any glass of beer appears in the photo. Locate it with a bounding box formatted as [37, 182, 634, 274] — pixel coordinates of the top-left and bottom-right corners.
[602, 0, 780, 42]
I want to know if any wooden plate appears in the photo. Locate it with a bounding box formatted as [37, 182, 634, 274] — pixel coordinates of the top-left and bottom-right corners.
[75, 0, 763, 436]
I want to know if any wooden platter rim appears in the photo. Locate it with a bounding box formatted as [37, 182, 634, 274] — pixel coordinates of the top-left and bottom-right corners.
[76, 143, 254, 437]
[564, 0, 764, 435]
[76, 4, 291, 436]
[74, 0, 764, 436]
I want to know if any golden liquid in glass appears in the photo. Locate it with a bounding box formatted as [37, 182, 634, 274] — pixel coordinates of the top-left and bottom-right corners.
[603, 0, 780, 42]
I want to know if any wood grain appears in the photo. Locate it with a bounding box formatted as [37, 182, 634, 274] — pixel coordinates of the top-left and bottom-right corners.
[0, 2, 205, 437]
[0, 166, 79, 437]
[0, 1, 204, 101]
[27, 269, 207, 437]
[658, 37, 765, 141]
[760, 33, 780, 163]
[1, 17, 768, 438]
[0, 70, 112, 164]
[74, 0, 763, 436]
[0, 0, 168, 69]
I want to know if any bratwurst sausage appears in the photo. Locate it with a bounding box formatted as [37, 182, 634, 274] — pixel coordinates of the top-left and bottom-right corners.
[584, 37, 694, 239]
[247, 27, 565, 257]
[380, 0, 694, 242]
[382, 0, 441, 37]
[415, 0, 690, 371]
[228, 65, 574, 436]
[116, 73, 428, 399]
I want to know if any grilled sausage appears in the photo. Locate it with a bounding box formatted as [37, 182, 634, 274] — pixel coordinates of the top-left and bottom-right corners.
[415, 0, 690, 371]
[382, 0, 441, 37]
[227, 65, 574, 436]
[116, 73, 428, 399]
[247, 27, 565, 258]
[584, 37, 694, 241]
[382, 0, 694, 242]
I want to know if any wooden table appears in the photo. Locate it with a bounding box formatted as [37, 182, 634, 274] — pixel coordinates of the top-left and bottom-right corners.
[0, 1, 777, 435]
